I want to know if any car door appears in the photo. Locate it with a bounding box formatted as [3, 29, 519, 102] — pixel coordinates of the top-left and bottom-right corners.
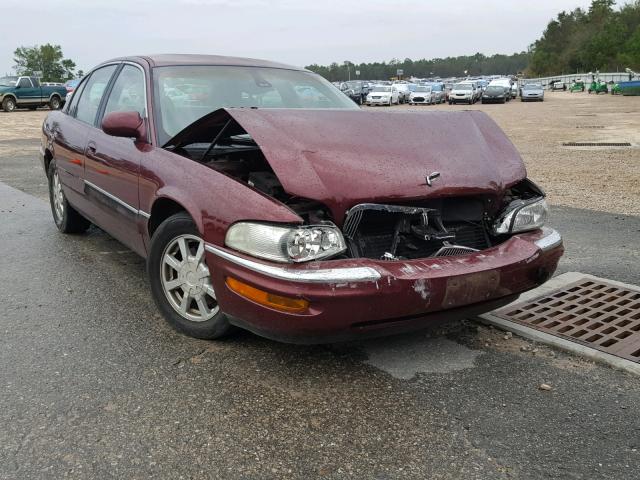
[83, 63, 148, 255]
[52, 65, 118, 201]
[15, 77, 38, 106]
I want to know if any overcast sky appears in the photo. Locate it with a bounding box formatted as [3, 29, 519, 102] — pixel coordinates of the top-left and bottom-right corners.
[1, 0, 595, 75]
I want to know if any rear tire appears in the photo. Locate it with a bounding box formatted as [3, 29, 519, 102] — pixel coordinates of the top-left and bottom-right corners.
[148, 212, 234, 340]
[47, 160, 91, 234]
[49, 95, 62, 110]
[2, 97, 16, 112]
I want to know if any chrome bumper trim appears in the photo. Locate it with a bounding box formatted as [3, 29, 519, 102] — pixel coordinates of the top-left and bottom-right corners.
[205, 244, 381, 283]
[534, 227, 562, 252]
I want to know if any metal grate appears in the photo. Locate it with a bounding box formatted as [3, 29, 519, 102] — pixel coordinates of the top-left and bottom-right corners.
[562, 142, 632, 147]
[575, 125, 605, 129]
[495, 279, 640, 363]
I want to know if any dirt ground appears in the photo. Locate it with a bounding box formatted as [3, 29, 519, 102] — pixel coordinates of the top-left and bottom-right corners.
[1, 91, 639, 215]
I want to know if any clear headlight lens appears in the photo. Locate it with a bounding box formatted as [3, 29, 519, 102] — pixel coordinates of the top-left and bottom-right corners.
[494, 198, 548, 234]
[225, 222, 346, 263]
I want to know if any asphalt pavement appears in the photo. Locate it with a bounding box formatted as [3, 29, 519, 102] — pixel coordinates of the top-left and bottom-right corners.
[1, 164, 640, 478]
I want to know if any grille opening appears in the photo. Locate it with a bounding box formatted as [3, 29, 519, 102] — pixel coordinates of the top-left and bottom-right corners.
[342, 199, 497, 260]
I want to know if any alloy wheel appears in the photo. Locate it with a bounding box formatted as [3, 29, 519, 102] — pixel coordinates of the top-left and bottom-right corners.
[160, 234, 218, 322]
[52, 170, 65, 221]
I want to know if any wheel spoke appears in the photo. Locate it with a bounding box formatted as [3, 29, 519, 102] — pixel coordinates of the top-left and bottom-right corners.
[178, 237, 188, 261]
[164, 254, 181, 270]
[194, 241, 205, 263]
[195, 297, 209, 317]
[179, 292, 190, 313]
[164, 278, 183, 291]
[204, 284, 216, 300]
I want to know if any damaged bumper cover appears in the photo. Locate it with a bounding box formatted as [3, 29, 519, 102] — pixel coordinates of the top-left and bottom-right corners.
[205, 227, 563, 343]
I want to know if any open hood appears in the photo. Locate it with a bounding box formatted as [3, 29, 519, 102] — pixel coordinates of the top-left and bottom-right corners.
[164, 108, 526, 222]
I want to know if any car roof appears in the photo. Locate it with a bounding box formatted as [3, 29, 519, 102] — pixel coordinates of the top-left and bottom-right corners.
[101, 54, 305, 71]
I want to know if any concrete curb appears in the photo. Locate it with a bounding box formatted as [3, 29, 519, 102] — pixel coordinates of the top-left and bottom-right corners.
[478, 272, 640, 376]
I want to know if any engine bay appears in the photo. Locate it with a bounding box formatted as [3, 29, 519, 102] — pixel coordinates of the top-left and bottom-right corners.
[167, 117, 543, 261]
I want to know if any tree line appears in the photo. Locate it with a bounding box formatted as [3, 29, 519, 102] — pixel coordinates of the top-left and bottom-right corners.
[11, 44, 80, 82]
[528, 0, 640, 75]
[307, 0, 640, 81]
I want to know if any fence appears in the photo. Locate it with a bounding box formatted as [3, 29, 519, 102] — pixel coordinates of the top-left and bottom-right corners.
[519, 72, 633, 87]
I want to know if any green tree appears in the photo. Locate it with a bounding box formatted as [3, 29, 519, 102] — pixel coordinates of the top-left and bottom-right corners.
[13, 44, 77, 82]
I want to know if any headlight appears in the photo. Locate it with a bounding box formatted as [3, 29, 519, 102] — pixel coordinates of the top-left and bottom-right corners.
[494, 198, 548, 234]
[225, 222, 346, 263]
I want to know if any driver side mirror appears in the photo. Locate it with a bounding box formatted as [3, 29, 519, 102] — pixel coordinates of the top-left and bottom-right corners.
[102, 111, 146, 142]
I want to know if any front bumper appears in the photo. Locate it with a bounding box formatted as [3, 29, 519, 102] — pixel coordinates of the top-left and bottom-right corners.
[367, 97, 391, 105]
[204, 227, 563, 343]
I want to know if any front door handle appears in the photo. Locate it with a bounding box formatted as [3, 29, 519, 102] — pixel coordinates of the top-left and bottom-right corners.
[86, 141, 97, 156]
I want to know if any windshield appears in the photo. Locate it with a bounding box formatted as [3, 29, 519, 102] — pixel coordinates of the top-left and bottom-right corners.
[430, 84, 442, 91]
[454, 84, 472, 91]
[486, 86, 504, 93]
[415, 86, 431, 92]
[523, 84, 542, 90]
[0, 76, 18, 87]
[372, 86, 391, 92]
[153, 65, 358, 144]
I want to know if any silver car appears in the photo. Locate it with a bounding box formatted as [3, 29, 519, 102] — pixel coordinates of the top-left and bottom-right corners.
[521, 83, 544, 102]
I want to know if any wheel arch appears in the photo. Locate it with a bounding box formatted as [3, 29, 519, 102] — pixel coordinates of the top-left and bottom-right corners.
[147, 196, 199, 239]
[43, 147, 54, 178]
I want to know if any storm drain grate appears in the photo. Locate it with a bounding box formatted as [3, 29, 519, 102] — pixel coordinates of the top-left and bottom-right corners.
[562, 142, 632, 147]
[575, 125, 605, 129]
[495, 279, 640, 363]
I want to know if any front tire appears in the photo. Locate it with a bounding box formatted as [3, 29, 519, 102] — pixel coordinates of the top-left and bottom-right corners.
[2, 97, 16, 112]
[47, 160, 91, 233]
[148, 212, 233, 340]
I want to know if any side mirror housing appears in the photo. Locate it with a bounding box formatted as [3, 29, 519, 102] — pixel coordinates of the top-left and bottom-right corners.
[102, 111, 146, 142]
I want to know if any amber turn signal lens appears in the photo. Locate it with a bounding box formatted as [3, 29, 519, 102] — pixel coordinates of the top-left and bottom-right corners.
[225, 277, 309, 313]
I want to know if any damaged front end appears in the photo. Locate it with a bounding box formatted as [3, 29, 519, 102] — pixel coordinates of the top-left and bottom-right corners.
[163, 108, 548, 264]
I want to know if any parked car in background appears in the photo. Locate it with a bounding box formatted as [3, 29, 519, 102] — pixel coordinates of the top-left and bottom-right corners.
[408, 85, 432, 105]
[0, 76, 67, 112]
[481, 85, 508, 103]
[449, 83, 476, 104]
[549, 80, 566, 91]
[366, 85, 399, 106]
[510, 83, 518, 99]
[488, 78, 512, 100]
[521, 83, 545, 101]
[392, 83, 415, 104]
[426, 83, 445, 103]
[444, 83, 454, 101]
[41, 53, 563, 343]
[65, 79, 81, 94]
[341, 80, 369, 105]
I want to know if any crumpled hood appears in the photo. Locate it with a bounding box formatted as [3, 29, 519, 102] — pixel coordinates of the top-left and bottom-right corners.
[165, 108, 526, 223]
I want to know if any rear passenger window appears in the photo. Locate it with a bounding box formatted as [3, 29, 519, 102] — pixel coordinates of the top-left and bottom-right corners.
[74, 65, 117, 125]
[103, 65, 146, 117]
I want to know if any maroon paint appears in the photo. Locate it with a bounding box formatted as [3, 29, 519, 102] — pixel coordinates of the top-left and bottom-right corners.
[41, 54, 563, 343]
[101, 111, 146, 141]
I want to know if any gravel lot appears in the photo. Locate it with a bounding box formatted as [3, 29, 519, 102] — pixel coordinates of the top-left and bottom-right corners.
[2, 92, 640, 215]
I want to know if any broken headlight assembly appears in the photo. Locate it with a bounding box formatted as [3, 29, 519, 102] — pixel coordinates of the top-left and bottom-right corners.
[493, 198, 548, 235]
[225, 222, 346, 263]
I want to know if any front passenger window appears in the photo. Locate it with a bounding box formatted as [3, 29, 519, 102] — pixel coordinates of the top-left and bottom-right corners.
[103, 65, 146, 117]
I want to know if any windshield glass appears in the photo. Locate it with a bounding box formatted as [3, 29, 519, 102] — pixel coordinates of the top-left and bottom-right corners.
[523, 84, 542, 90]
[486, 86, 503, 93]
[415, 86, 431, 92]
[454, 84, 472, 91]
[372, 86, 391, 92]
[0, 76, 18, 87]
[153, 65, 358, 144]
[430, 84, 442, 91]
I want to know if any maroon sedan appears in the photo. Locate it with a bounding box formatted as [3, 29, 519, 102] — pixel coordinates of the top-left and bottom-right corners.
[41, 54, 563, 343]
